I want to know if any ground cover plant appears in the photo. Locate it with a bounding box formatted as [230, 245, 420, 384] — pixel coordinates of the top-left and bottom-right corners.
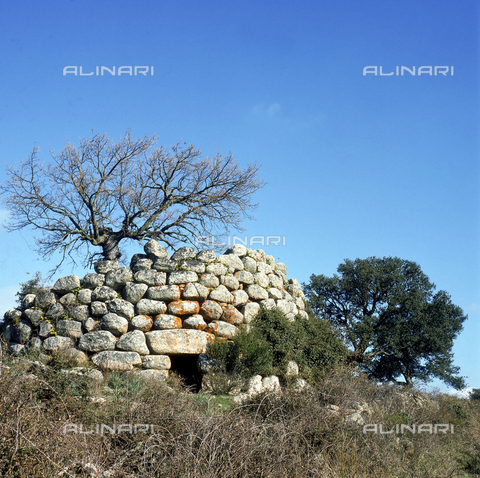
[1, 340, 479, 477]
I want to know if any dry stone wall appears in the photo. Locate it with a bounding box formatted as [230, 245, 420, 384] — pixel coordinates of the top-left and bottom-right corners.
[1, 241, 308, 378]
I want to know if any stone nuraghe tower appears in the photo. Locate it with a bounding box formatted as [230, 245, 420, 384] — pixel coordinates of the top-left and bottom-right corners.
[1, 241, 307, 386]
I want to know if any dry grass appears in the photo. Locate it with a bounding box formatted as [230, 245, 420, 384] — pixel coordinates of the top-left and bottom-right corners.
[0, 355, 479, 477]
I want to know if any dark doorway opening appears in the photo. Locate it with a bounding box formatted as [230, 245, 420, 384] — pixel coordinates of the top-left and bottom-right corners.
[169, 354, 203, 393]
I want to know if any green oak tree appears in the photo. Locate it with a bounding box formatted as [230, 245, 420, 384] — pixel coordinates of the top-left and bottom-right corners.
[303, 257, 467, 389]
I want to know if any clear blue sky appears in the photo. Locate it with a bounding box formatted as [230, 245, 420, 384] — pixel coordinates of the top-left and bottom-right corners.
[0, 0, 478, 394]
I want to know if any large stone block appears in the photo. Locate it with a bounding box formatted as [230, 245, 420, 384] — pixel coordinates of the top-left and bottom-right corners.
[53, 275, 81, 294]
[167, 300, 200, 316]
[146, 329, 213, 354]
[91, 351, 142, 371]
[78, 330, 117, 352]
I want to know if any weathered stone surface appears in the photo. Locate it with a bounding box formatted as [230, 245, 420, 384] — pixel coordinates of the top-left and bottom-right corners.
[58, 292, 77, 307]
[286, 361, 299, 376]
[152, 258, 177, 272]
[246, 284, 268, 301]
[147, 285, 181, 301]
[171, 246, 196, 260]
[69, 305, 89, 322]
[281, 290, 293, 302]
[78, 330, 117, 352]
[268, 288, 283, 300]
[222, 305, 244, 325]
[130, 254, 153, 271]
[100, 313, 129, 336]
[130, 315, 153, 332]
[183, 314, 207, 331]
[153, 314, 183, 330]
[62, 348, 89, 366]
[167, 300, 200, 316]
[146, 329, 213, 354]
[82, 317, 100, 332]
[206, 262, 228, 276]
[232, 289, 249, 307]
[265, 255, 275, 266]
[43, 336, 74, 352]
[116, 330, 149, 355]
[179, 260, 205, 273]
[260, 298, 276, 310]
[168, 271, 198, 285]
[38, 320, 53, 338]
[199, 273, 220, 288]
[217, 254, 244, 272]
[142, 355, 171, 370]
[135, 299, 167, 316]
[197, 353, 220, 374]
[199, 300, 223, 322]
[92, 286, 118, 302]
[1, 323, 12, 341]
[220, 275, 240, 290]
[105, 268, 133, 291]
[257, 262, 273, 274]
[12, 320, 32, 344]
[94, 260, 121, 274]
[53, 275, 81, 294]
[206, 321, 238, 338]
[90, 301, 108, 316]
[242, 302, 261, 323]
[298, 310, 309, 320]
[4, 309, 22, 323]
[209, 285, 233, 303]
[268, 274, 284, 289]
[275, 262, 287, 274]
[196, 249, 216, 262]
[182, 282, 200, 300]
[92, 351, 142, 371]
[235, 270, 254, 284]
[242, 256, 257, 273]
[46, 302, 65, 320]
[274, 270, 288, 284]
[23, 309, 44, 326]
[253, 272, 269, 288]
[56, 319, 83, 339]
[262, 375, 281, 392]
[123, 282, 148, 304]
[82, 273, 105, 289]
[107, 298, 135, 320]
[295, 297, 305, 310]
[246, 249, 264, 262]
[22, 294, 36, 310]
[8, 343, 26, 356]
[77, 289, 92, 305]
[225, 244, 247, 257]
[276, 299, 295, 316]
[33, 290, 57, 309]
[27, 337, 42, 351]
[132, 369, 168, 381]
[144, 239, 169, 260]
[134, 270, 167, 286]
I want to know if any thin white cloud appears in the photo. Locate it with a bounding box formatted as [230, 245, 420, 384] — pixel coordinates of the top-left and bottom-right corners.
[252, 102, 282, 118]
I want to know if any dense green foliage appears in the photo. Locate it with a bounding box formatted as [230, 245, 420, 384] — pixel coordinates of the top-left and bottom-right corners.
[303, 256, 467, 389]
[207, 307, 347, 382]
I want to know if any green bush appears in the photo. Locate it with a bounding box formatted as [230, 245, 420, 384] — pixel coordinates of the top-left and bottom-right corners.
[206, 307, 347, 384]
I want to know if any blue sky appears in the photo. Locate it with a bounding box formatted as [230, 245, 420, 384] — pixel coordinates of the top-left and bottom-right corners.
[0, 0, 478, 394]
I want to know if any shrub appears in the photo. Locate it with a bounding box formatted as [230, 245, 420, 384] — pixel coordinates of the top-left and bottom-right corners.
[206, 307, 347, 384]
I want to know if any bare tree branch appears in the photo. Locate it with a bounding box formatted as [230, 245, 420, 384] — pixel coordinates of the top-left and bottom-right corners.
[0, 130, 265, 269]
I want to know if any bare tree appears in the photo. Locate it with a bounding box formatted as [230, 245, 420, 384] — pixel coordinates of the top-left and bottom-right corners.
[0, 129, 265, 268]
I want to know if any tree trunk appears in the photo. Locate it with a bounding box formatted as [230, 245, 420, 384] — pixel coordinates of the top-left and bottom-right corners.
[100, 232, 122, 260]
